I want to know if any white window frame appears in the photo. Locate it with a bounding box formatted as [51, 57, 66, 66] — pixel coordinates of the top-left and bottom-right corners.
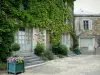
[15, 28, 32, 44]
[81, 19, 92, 30]
[61, 33, 70, 50]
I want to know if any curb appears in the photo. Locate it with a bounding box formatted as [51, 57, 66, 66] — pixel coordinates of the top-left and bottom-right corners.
[25, 63, 46, 69]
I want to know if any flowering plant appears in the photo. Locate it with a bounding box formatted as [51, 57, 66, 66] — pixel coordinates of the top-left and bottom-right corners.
[7, 57, 24, 63]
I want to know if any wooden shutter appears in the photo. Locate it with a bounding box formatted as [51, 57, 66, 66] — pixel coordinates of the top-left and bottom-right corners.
[89, 20, 92, 30]
[80, 20, 84, 30]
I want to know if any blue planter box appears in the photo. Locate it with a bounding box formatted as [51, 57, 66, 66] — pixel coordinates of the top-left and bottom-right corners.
[7, 62, 25, 75]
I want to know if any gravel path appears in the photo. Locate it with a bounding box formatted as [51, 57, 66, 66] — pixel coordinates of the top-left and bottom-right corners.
[1, 55, 100, 75]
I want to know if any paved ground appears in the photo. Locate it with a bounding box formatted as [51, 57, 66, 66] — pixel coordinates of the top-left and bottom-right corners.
[1, 55, 100, 75]
[96, 47, 100, 55]
[80, 47, 100, 55]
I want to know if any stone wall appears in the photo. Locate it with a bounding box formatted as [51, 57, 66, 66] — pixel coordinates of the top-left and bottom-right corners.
[32, 29, 46, 50]
[75, 16, 100, 36]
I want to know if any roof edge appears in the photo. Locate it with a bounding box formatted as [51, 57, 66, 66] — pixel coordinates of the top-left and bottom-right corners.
[74, 14, 100, 17]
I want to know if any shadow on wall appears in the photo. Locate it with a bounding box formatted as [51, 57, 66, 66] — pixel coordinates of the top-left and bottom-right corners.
[96, 36, 100, 47]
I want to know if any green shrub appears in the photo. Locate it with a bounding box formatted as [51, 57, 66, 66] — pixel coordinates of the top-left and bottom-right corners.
[10, 43, 20, 51]
[41, 56, 49, 61]
[52, 43, 68, 56]
[0, 63, 7, 71]
[42, 50, 54, 61]
[57, 54, 64, 58]
[34, 42, 45, 56]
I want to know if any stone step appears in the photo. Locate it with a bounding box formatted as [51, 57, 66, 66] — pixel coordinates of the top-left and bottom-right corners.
[24, 56, 40, 60]
[24, 54, 44, 67]
[25, 60, 44, 67]
[24, 58, 41, 63]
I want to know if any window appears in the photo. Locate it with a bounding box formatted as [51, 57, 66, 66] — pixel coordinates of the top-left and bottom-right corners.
[15, 28, 32, 44]
[83, 20, 89, 30]
[26, 29, 32, 44]
[18, 28, 25, 44]
[81, 19, 92, 30]
[61, 33, 68, 46]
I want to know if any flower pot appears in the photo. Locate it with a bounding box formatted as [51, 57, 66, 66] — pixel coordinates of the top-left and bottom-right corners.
[73, 49, 81, 55]
[7, 61, 25, 75]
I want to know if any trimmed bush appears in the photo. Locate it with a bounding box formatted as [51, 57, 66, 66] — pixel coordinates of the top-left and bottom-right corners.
[42, 50, 54, 61]
[34, 42, 45, 56]
[10, 43, 20, 51]
[52, 43, 68, 56]
[0, 63, 7, 71]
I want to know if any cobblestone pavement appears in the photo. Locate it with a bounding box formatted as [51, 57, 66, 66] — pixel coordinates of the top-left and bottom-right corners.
[1, 55, 100, 75]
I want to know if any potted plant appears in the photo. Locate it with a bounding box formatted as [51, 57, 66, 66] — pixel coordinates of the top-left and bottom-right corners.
[7, 43, 25, 75]
[7, 57, 25, 75]
[73, 47, 81, 55]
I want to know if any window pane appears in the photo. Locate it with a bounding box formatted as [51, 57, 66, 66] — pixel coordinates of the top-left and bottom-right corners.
[22, 36, 25, 39]
[19, 40, 22, 44]
[26, 36, 28, 40]
[22, 32, 25, 35]
[19, 31, 22, 35]
[22, 40, 25, 44]
[86, 24, 89, 30]
[86, 21, 88, 24]
[26, 32, 28, 36]
[19, 36, 22, 39]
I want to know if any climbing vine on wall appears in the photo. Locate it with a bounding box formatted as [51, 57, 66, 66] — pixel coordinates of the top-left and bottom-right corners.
[0, 0, 74, 62]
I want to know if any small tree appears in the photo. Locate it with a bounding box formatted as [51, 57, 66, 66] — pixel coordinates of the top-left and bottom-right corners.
[10, 43, 20, 56]
[72, 33, 79, 49]
[70, 32, 81, 54]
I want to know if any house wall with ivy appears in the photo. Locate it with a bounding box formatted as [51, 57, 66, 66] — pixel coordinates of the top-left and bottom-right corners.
[0, 0, 75, 60]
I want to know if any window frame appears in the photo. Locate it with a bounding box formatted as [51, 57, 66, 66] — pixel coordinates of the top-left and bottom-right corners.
[82, 19, 92, 30]
[83, 20, 89, 30]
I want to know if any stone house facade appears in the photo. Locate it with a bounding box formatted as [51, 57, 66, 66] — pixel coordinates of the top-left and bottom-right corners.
[75, 13, 100, 53]
[15, 1, 75, 56]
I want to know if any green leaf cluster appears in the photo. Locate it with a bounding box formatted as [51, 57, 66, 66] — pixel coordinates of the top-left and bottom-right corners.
[0, 0, 74, 62]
